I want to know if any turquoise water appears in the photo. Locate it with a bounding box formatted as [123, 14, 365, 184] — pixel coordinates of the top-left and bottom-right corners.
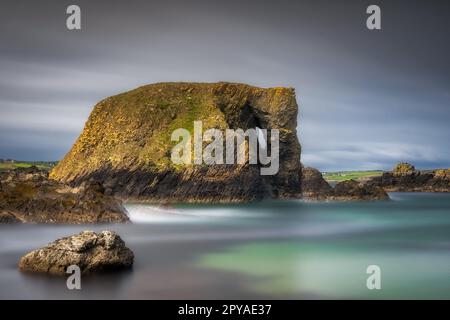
[0, 192, 449, 299]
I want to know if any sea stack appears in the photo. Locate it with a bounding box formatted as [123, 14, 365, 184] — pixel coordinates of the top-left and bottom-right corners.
[50, 82, 302, 203]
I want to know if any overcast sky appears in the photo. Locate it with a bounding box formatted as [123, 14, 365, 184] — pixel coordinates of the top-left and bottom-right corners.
[0, 0, 449, 171]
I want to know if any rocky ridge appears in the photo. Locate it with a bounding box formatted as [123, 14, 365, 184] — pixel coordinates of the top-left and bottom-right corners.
[364, 163, 450, 192]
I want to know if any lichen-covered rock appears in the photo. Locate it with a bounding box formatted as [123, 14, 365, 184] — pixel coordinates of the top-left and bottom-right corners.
[392, 162, 416, 176]
[434, 169, 450, 179]
[50, 82, 302, 203]
[0, 167, 129, 223]
[18, 230, 134, 275]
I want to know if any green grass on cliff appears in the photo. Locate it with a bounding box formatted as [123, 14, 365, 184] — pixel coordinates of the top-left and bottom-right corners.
[136, 90, 227, 170]
[322, 170, 383, 182]
[0, 161, 57, 172]
[50, 83, 229, 179]
[50, 82, 298, 181]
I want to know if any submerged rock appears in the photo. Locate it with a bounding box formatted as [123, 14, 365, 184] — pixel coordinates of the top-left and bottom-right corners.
[0, 167, 129, 223]
[19, 230, 134, 275]
[50, 82, 302, 203]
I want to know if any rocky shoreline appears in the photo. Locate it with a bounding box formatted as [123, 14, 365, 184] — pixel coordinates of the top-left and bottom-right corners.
[363, 163, 450, 193]
[0, 166, 129, 224]
[301, 166, 389, 201]
[1, 82, 448, 223]
[300, 162, 449, 202]
[2, 162, 448, 225]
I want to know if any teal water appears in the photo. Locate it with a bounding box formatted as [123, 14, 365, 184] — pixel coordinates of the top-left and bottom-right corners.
[0, 192, 449, 299]
[182, 192, 450, 299]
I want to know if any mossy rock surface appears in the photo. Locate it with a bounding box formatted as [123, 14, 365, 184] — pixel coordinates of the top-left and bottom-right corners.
[392, 162, 416, 176]
[51, 82, 302, 203]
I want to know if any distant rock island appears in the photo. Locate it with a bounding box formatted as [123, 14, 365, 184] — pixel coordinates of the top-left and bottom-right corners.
[364, 162, 450, 192]
[301, 166, 389, 201]
[301, 162, 449, 201]
[50, 82, 302, 203]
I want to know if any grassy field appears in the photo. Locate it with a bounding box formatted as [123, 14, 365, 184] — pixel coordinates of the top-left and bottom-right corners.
[322, 170, 383, 182]
[0, 161, 57, 172]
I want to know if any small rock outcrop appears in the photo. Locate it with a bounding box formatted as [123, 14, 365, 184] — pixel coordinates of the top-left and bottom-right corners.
[0, 167, 129, 223]
[50, 82, 302, 203]
[0, 211, 21, 224]
[330, 180, 389, 201]
[19, 230, 134, 275]
[365, 163, 450, 192]
[301, 166, 333, 200]
[301, 166, 389, 201]
[392, 162, 416, 176]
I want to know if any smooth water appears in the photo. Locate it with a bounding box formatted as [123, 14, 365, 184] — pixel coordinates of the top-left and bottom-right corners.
[1, 193, 449, 299]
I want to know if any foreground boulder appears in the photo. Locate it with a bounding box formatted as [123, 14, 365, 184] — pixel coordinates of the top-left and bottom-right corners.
[19, 230, 134, 275]
[0, 167, 129, 223]
[50, 82, 302, 203]
[365, 162, 450, 192]
[301, 166, 389, 201]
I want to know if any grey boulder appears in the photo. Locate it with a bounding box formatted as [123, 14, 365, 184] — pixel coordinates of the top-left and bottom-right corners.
[19, 230, 134, 275]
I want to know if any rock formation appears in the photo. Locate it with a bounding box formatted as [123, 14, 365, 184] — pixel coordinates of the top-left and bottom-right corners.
[50, 82, 302, 203]
[0, 167, 129, 223]
[0, 211, 21, 223]
[301, 166, 389, 201]
[300, 166, 333, 200]
[365, 162, 450, 192]
[392, 162, 416, 176]
[330, 180, 389, 201]
[19, 230, 134, 275]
